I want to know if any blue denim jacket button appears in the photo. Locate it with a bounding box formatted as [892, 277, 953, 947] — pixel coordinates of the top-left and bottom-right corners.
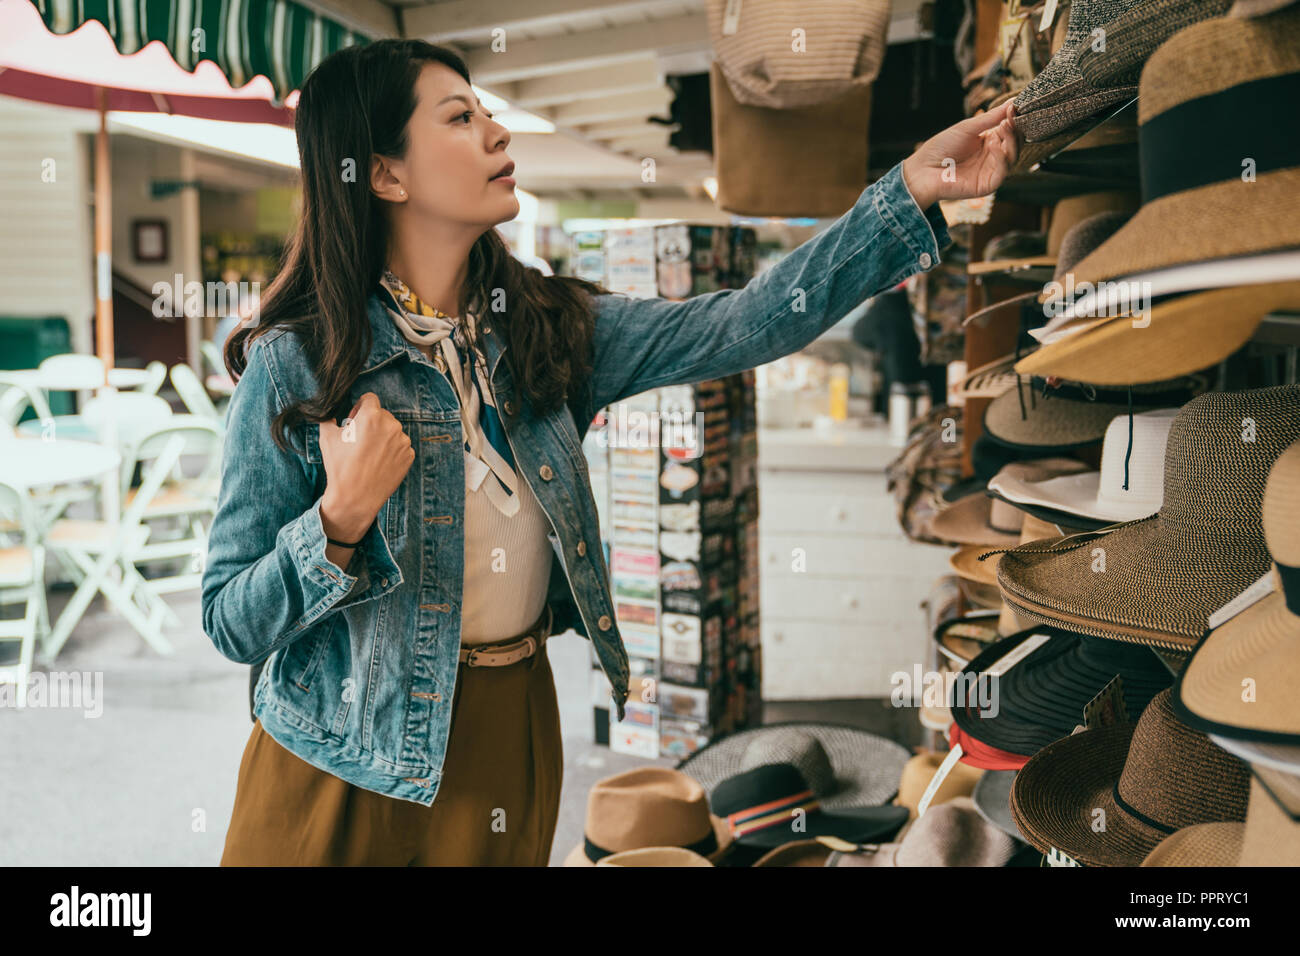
[919, 252, 932, 268]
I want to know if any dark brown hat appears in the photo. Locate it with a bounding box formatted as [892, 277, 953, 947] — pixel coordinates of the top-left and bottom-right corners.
[1010, 688, 1250, 866]
[996, 386, 1300, 652]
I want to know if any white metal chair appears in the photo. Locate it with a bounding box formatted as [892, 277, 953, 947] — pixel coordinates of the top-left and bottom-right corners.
[169, 362, 221, 422]
[120, 419, 223, 597]
[0, 480, 48, 708]
[42, 433, 187, 659]
[38, 353, 105, 390]
[138, 361, 168, 395]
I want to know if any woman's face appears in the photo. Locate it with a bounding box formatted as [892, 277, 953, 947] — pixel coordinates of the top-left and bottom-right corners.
[382, 61, 518, 227]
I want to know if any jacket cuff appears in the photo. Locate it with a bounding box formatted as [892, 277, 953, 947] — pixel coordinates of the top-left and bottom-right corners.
[874, 161, 951, 272]
[289, 498, 403, 610]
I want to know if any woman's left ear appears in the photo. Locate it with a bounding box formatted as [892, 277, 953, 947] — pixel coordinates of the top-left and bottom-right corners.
[370, 156, 406, 203]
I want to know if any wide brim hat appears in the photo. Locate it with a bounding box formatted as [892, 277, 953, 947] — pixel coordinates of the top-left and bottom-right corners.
[1038, 9, 1300, 305]
[595, 847, 715, 867]
[987, 408, 1179, 525]
[981, 377, 1198, 451]
[1229, 0, 1300, 14]
[1144, 773, 1300, 866]
[948, 721, 1030, 772]
[972, 769, 1024, 843]
[1173, 438, 1300, 744]
[1015, 86, 1138, 143]
[1076, 0, 1234, 89]
[951, 626, 1174, 756]
[563, 767, 735, 866]
[894, 750, 986, 819]
[709, 762, 909, 852]
[675, 722, 909, 810]
[996, 386, 1300, 652]
[1017, 281, 1300, 385]
[934, 610, 1004, 666]
[1009, 690, 1251, 866]
[929, 457, 1094, 546]
[955, 350, 1032, 399]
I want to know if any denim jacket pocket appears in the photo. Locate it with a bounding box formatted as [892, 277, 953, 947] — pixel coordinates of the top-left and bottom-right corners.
[287, 614, 337, 692]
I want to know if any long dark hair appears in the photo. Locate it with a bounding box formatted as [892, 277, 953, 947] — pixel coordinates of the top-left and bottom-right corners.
[226, 39, 608, 448]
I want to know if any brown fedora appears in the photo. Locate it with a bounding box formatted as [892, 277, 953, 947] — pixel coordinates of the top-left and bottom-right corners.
[1173, 439, 1300, 744]
[1038, 8, 1300, 306]
[563, 767, 733, 866]
[995, 386, 1300, 652]
[1010, 689, 1251, 866]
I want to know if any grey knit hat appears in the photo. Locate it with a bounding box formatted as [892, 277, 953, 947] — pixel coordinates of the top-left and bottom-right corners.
[1076, 0, 1234, 89]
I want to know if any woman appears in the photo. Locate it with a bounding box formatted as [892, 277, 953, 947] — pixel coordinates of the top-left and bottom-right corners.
[203, 38, 1018, 866]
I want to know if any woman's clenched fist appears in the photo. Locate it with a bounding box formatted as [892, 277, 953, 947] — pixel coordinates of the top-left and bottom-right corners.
[318, 392, 415, 542]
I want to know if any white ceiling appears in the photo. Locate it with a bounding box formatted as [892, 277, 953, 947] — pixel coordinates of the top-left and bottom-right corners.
[302, 0, 931, 201]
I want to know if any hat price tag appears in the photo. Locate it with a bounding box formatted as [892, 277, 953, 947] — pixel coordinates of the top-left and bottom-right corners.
[722, 0, 742, 35]
[1207, 570, 1276, 630]
[916, 745, 964, 818]
[984, 632, 1052, 678]
[1083, 675, 1128, 730]
[1038, 0, 1059, 32]
[1045, 846, 1081, 867]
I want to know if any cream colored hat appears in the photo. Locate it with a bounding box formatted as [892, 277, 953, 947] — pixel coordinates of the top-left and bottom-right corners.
[595, 847, 714, 867]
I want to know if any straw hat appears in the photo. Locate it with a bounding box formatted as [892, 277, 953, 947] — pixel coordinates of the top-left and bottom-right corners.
[934, 610, 1004, 666]
[951, 626, 1174, 756]
[563, 767, 733, 866]
[950, 512, 1089, 589]
[964, 209, 1136, 337]
[987, 408, 1179, 527]
[1173, 440, 1300, 744]
[995, 386, 1300, 651]
[752, 797, 1017, 867]
[1142, 774, 1300, 866]
[675, 723, 909, 810]
[1038, 9, 1300, 307]
[1075, 0, 1234, 89]
[981, 376, 1199, 452]
[894, 749, 986, 820]
[1013, 0, 1146, 113]
[1228, 0, 1299, 17]
[595, 847, 714, 867]
[967, 194, 1139, 279]
[930, 457, 1094, 547]
[1009, 689, 1251, 866]
[1015, 281, 1300, 385]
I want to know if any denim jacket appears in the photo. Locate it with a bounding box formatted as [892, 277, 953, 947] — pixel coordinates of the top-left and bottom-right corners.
[200, 161, 950, 806]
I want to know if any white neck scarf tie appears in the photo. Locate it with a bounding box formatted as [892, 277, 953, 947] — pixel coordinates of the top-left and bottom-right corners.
[378, 270, 521, 517]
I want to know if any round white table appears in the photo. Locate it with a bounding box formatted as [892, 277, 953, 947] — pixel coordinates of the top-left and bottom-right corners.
[4, 367, 153, 391]
[0, 437, 121, 489]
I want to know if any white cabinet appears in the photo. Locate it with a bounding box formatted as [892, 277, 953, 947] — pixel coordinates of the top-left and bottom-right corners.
[758, 426, 951, 699]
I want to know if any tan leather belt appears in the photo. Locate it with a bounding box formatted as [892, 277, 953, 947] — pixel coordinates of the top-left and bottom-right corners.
[458, 605, 553, 667]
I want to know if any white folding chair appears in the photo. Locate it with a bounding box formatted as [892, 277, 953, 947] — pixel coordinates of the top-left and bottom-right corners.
[120, 419, 223, 597]
[0, 480, 49, 708]
[137, 361, 169, 395]
[38, 353, 104, 390]
[169, 362, 221, 422]
[42, 433, 186, 659]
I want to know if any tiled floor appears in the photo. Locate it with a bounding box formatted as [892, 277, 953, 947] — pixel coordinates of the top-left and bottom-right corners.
[0, 587, 920, 866]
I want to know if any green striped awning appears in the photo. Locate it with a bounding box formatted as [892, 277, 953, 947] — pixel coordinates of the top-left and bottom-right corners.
[32, 0, 370, 101]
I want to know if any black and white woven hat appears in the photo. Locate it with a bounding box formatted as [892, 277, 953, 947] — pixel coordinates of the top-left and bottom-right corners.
[675, 723, 909, 810]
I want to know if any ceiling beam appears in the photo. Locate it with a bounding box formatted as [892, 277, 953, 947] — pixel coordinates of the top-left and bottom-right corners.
[501, 59, 664, 109]
[299, 0, 400, 37]
[459, 13, 709, 84]
[545, 88, 673, 126]
[405, 0, 688, 44]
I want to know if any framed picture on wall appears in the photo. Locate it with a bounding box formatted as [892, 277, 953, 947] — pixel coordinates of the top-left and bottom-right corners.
[132, 219, 168, 263]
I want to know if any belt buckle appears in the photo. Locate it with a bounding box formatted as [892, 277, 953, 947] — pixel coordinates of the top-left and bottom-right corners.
[465, 646, 485, 668]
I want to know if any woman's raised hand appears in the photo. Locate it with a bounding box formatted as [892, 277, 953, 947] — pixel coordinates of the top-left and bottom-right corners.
[901, 100, 1021, 209]
[318, 392, 415, 543]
